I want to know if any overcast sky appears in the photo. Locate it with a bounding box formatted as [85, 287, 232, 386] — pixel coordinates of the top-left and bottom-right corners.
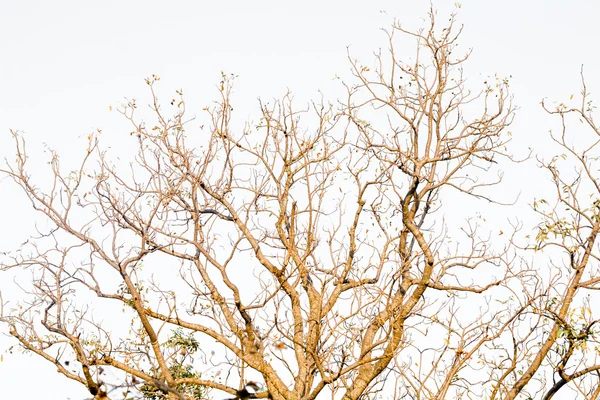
[1, 1, 599, 398]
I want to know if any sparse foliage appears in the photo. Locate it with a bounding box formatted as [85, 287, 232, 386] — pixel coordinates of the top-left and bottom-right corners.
[2, 8, 600, 400]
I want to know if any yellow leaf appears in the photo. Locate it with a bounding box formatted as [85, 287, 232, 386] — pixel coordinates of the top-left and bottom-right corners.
[570, 94, 574, 100]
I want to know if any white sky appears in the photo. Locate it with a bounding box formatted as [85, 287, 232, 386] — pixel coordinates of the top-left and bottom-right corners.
[1, 0, 599, 398]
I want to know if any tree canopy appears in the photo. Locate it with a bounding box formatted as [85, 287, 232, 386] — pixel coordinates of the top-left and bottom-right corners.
[2, 8, 600, 400]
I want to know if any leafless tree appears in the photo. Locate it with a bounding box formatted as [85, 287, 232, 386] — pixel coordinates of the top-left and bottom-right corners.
[2, 8, 600, 400]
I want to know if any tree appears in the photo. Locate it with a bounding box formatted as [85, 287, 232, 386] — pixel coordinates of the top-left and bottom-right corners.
[2, 8, 600, 400]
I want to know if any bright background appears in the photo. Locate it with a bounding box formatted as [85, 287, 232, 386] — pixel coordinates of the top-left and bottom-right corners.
[1, 1, 599, 398]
